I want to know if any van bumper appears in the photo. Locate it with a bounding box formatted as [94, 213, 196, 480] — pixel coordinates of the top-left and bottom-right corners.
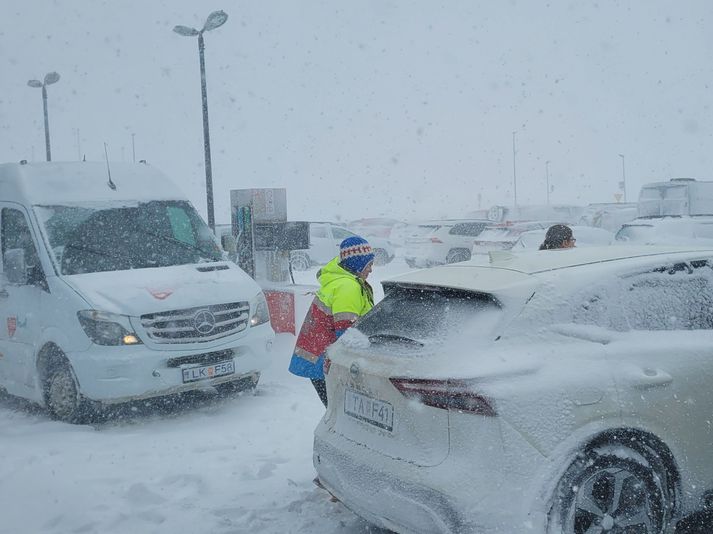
[66, 325, 274, 402]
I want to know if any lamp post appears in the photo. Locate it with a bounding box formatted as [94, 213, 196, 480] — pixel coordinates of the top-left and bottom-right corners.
[512, 131, 518, 207]
[27, 72, 60, 161]
[618, 153, 627, 202]
[173, 10, 228, 231]
[545, 160, 551, 205]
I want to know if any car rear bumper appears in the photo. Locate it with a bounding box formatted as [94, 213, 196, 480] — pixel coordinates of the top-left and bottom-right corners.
[314, 421, 548, 534]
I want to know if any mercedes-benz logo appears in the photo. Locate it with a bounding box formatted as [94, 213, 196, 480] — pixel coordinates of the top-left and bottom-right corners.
[349, 362, 360, 380]
[193, 309, 216, 335]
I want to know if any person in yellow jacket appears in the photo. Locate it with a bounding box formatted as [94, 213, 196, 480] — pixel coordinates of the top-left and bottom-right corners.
[288, 236, 374, 406]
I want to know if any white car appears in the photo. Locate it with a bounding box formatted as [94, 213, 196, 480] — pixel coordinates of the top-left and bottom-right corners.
[616, 216, 713, 246]
[315, 245, 713, 533]
[514, 225, 614, 249]
[471, 220, 552, 255]
[403, 219, 491, 267]
[290, 222, 394, 271]
[579, 202, 638, 232]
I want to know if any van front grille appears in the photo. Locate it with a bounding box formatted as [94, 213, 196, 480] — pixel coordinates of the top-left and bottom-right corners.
[141, 302, 250, 344]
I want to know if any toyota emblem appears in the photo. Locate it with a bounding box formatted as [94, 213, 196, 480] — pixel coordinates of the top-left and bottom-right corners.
[349, 362, 360, 380]
[193, 309, 216, 335]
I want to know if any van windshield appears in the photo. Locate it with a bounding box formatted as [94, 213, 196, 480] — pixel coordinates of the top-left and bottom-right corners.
[34, 200, 224, 275]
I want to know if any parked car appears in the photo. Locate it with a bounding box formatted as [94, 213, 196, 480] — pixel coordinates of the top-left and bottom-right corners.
[289, 222, 395, 271]
[638, 177, 713, 218]
[471, 220, 552, 255]
[616, 216, 713, 245]
[578, 202, 638, 232]
[315, 245, 713, 533]
[513, 225, 614, 249]
[402, 219, 491, 267]
[0, 161, 275, 423]
[475, 204, 585, 224]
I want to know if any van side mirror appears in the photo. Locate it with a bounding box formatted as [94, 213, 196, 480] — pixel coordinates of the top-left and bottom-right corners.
[4, 248, 28, 285]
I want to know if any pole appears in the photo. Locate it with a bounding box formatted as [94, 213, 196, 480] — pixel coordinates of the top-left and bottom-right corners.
[42, 85, 51, 161]
[132, 133, 136, 163]
[512, 131, 517, 207]
[198, 33, 215, 231]
[620, 154, 627, 202]
[545, 160, 551, 205]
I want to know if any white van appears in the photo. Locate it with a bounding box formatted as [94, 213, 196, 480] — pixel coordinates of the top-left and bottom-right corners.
[0, 161, 275, 422]
[638, 177, 713, 217]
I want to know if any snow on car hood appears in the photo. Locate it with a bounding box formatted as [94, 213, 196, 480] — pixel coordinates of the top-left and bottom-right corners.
[62, 262, 261, 316]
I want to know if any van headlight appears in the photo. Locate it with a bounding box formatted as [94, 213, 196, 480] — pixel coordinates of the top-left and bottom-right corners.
[77, 310, 142, 346]
[250, 292, 271, 327]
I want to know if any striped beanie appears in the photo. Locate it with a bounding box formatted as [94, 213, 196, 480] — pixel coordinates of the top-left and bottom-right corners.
[339, 236, 374, 274]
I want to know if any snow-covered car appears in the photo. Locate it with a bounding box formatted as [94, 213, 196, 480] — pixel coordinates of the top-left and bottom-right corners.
[402, 219, 491, 267]
[513, 225, 614, 249]
[616, 216, 713, 245]
[578, 202, 638, 232]
[0, 161, 275, 423]
[289, 222, 394, 271]
[315, 245, 713, 533]
[471, 220, 552, 255]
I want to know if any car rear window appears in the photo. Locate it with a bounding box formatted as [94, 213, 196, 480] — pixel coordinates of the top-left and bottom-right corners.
[476, 228, 510, 241]
[356, 284, 502, 347]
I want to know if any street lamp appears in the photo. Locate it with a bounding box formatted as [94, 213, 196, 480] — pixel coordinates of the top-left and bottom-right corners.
[618, 153, 627, 202]
[545, 160, 551, 205]
[173, 10, 229, 231]
[27, 72, 60, 161]
[512, 131, 518, 207]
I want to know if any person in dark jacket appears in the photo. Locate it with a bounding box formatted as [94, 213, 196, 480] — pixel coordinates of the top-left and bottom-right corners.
[539, 224, 576, 250]
[288, 236, 374, 407]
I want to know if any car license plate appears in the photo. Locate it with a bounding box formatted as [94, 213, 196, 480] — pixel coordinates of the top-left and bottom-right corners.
[182, 360, 235, 383]
[344, 389, 394, 432]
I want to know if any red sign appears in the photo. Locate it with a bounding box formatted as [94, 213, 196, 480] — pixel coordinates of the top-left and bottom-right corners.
[263, 290, 296, 334]
[7, 316, 16, 337]
[147, 288, 174, 300]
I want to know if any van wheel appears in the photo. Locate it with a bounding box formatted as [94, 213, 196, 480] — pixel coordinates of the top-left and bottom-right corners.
[290, 251, 311, 271]
[215, 373, 260, 397]
[446, 249, 471, 264]
[548, 450, 671, 534]
[46, 362, 95, 424]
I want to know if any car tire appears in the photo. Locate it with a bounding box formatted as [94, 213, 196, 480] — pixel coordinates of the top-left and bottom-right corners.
[46, 360, 97, 424]
[373, 248, 391, 266]
[446, 249, 471, 264]
[548, 449, 671, 534]
[290, 251, 311, 271]
[405, 258, 416, 268]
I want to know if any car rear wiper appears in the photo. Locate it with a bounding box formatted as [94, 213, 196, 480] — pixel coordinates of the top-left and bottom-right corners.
[368, 334, 424, 348]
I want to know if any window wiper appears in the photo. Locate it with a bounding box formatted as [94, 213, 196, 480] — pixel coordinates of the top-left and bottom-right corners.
[141, 229, 223, 261]
[368, 334, 424, 347]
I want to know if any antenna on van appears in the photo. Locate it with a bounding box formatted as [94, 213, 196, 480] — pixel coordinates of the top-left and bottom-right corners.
[103, 143, 117, 191]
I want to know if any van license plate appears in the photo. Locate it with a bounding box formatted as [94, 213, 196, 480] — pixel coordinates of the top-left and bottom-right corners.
[344, 389, 394, 432]
[182, 360, 235, 383]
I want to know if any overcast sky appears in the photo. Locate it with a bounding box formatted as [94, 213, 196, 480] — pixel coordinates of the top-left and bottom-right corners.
[2, 0, 712, 223]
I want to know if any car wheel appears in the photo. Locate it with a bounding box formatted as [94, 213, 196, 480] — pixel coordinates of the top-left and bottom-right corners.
[373, 248, 391, 266]
[405, 258, 416, 268]
[290, 251, 311, 271]
[446, 249, 471, 264]
[46, 361, 96, 424]
[549, 451, 671, 534]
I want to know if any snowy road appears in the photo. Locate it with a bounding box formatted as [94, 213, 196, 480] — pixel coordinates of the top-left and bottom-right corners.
[0, 259, 411, 534]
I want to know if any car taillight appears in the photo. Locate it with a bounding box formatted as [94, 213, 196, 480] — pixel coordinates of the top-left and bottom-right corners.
[430, 237, 443, 243]
[389, 378, 496, 416]
[323, 356, 332, 376]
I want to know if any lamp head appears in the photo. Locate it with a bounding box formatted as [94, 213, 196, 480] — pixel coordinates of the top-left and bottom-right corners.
[44, 72, 60, 85]
[173, 25, 200, 37]
[27, 80, 43, 88]
[203, 10, 228, 32]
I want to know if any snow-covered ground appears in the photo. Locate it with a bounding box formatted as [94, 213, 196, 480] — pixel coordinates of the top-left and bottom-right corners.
[0, 258, 414, 534]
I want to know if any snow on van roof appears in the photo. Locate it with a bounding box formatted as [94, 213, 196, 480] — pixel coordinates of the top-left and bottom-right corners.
[387, 245, 713, 293]
[0, 161, 186, 205]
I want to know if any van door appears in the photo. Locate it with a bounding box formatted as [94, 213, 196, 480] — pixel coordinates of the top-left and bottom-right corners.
[0, 205, 45, 397]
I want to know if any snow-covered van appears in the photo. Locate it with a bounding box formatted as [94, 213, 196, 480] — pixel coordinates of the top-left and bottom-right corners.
[0, 161, 274, 422]
[638, 177, 713, 217]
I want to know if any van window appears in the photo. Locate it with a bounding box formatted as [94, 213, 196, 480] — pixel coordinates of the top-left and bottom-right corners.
[310, 225, 328, 239]
[332, 227, 354, 240]
[35, 200, 223, 275]
[1, 208, 42, 276]
[449, 222, 487, 236]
